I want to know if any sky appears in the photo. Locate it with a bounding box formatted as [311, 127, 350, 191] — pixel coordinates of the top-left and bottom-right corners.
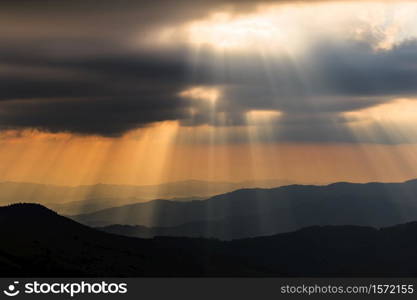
[2, 0, 417, 186]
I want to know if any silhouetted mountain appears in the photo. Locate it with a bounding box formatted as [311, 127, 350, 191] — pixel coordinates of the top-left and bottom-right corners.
[74, 179, 417, 239]
[0, 179, 294, 214]
[48, 196, 204, 215]
[0, 203, 252, 276]
[3, 204, 417, 276]
[97, 214, 296, 240]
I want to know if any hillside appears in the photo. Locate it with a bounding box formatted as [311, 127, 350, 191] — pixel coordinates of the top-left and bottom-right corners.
[0, 203, 249, 276]
[3, 204, 417, 276]
[74, 179, 417, 239]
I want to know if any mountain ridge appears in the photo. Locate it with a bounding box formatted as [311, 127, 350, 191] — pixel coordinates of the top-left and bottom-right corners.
[0, 178, 298, 214]
[3, 203, 417, 276]
[73, 179, 417, 239]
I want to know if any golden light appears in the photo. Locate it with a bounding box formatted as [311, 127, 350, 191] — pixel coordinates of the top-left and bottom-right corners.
[345, 98, 417, 125]
[3, 129, 417, 193]
[179, 86, 221, 104]
[4, 1, 417, 197]
[344, 98, 417, 144]
[246, 110, 282, 125]
[184, 12, 286, 51]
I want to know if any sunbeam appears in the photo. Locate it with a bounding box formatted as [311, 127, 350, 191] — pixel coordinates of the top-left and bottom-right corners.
[2, 0, 417, 254]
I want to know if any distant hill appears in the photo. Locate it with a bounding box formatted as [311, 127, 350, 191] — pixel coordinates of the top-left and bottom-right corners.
[97, 213, 298, 240]
[74, 179, 417, 239]
[3, 203, 417, 276]
[0, 179, 294, 214]
[47, 196, 204, 215]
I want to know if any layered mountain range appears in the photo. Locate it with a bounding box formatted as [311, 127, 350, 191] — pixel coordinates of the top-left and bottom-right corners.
[70, 180, 417, 240]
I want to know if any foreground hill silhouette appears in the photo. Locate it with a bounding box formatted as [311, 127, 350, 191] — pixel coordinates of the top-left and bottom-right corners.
[0, 204, 251, 276]
[3, 204, 417, 276]
[75, 179, 417, 239]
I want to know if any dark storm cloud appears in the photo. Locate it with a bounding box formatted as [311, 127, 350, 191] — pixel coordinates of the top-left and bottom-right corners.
[0, 53, 192, 136]
[188, 40, 417, 129]
[181, 40, 417, 143]
[305, 41, 417, 97]
[0, 0, 417, 142]
[0, 96, 189, 137]
[182, 40, 417, 118]
[0, 51, 190, 100]
[0, 49, 192, 136]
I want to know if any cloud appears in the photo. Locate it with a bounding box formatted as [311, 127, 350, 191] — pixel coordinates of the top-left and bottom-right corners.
[0, 51, 192, 136]
[0, 97, 189, 137]
[1, 0, 417, 143]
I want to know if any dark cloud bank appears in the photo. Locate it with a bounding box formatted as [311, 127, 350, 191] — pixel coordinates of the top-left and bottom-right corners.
[1, 0, 417, 143]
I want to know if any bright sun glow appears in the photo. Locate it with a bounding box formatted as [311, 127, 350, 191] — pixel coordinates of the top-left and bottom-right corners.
[148, 2, 417, 54]
[185, 12, 286, 51]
